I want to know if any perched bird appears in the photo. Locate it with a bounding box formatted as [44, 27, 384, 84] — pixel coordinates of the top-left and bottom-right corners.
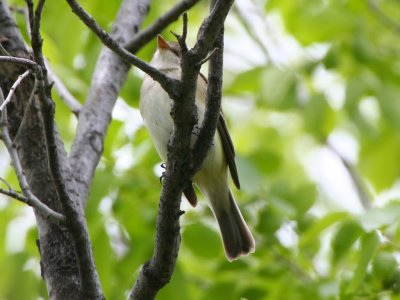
[139, 35, 255, 261]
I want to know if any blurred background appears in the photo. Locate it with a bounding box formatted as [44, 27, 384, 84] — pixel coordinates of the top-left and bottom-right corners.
[2, 0, 400, 299]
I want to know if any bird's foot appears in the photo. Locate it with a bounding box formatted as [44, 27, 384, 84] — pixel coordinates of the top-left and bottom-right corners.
[159, 162, 166, 184]
[192, 124, 201, 137]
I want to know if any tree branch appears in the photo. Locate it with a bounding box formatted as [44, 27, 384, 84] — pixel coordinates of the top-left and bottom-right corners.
[63, 0, 233, 298]
[26, 1, 104, 298]
[367, 0, 400, 35]
[0, 89, 65, 224]
[124, 0, 202, 53]
[0, 1, 83, 298]
[129, 1, 234, 299]
[327, 142, 372, 210]
[65, 0, 181, 99]
[0, 55, 37, 67]
[45, 59, 82, 116]
[0, 186, 28, 203]
[192, 12, 224, 170]
[68, 0, 200, 206]
[69, 0, 151, 206]
[0, 69, 31, 111]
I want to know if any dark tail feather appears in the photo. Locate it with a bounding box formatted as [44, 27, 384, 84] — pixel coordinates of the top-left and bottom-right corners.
[183, 181, 197, 207]
[215, 191, 255, 261]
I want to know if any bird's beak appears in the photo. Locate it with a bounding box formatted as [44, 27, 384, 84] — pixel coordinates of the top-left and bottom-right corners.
[157, 35, 170, 50]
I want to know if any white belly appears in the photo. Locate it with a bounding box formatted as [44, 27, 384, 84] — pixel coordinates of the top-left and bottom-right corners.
[139, 74, 226, 190]
[140, 78, 173, 161]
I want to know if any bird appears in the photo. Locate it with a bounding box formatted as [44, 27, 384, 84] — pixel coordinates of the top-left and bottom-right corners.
[139, 35, 255, 261]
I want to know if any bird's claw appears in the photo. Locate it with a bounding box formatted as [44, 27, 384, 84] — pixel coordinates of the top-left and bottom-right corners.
[159, 172, 165, 184]
[192, 125, 200, 137]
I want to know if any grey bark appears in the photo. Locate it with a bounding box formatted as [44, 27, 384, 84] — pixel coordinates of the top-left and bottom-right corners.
[0, 0, 233, 298]
[69, 0, 151, 206]
[0, 1, 83, 298]
[0, 0, 150, 298]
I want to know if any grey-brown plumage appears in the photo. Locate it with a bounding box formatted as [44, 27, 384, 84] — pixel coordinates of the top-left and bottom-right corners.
[139, 35, 255, 260]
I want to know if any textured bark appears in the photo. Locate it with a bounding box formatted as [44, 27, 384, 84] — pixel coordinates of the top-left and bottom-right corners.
[130, 1, 234, 299]
[69, 0, 150, 206]
[1, 0, 233, 298]
[0, 1, 82, 299]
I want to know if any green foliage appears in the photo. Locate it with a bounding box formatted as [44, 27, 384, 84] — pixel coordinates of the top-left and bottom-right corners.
[3, 0, 400, 299]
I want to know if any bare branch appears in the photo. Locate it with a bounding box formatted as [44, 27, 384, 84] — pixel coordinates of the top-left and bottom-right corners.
[65, 0, 181, 99]
[327, 142, 372, 210]
[26, 1, 104, 298]
[0, 183, 65, 220]
[69, 0, 152, 207]
[31, 0, 50, 95]
[0, 1, 83, 298]
[192, 0, 234, 59]
[45, 59, 82, 116]
[0, 69, 31, 111]
[232, 3, 271, 60]
[124, 0, 201, 53]
[0, 43, 11, 56]
[367, 0, 400, 35]
[0, 186, 31, 204]
[192, 31, 224, 173]
[0, 55, 37, 67]
[171, 12, 189, 53]
[196, 46, 219, 67]
[0, 177, 12, 190]
[63, 0, 234, 298]
[0, 90, 65, 224]
[130, 1, 234, 299]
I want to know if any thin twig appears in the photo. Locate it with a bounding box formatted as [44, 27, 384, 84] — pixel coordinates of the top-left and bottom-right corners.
[191, 0, 224, 177]
[0, 90, 65, 223]
[65, 0, 181, 99]
[0, 186, 32, 205]
[124, 0, 201, 53]
[232, 2, 271, 61]
[196, 47, 219, 66]
[0, 177, 13, 191]
[0, 55, 37, 67]
[171, 13, 189, 53]
[367, 0, 400, 35]
[0, 69, 31, 111]
[0, 41, 11, 56]
[327, 142, 372, 210]
[45, 59, 82, 116]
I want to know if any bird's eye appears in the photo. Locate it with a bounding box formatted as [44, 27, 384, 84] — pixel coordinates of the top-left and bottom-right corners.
[171, 48, 181, 58]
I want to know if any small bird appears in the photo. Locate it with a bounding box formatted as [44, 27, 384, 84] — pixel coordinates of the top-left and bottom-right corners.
[139, 35, 255, 261]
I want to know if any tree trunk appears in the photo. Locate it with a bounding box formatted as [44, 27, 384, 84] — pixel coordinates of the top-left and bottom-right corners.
[0, 2, 82, 299]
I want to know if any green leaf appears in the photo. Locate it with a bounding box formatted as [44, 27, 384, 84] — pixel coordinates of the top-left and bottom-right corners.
[377, 84, 400, 129]
[372, 252, 398, 283]
[360, 132, 400, 192]
[302, 94, 336, 139]
[299, 212, 349, 249]
[267, 1, 355, 44]
[358, 201, 400, 230]
[225, 67, 263, 94]
[331, 220, 364, 264]
[259, 67, 296, 110]
[346, 231, 380, 294]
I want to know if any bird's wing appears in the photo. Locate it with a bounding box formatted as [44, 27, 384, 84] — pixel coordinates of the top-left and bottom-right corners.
[198, 72, 240, 189]
[183, 181, 198, 207]
[217, 113, 241, 189]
